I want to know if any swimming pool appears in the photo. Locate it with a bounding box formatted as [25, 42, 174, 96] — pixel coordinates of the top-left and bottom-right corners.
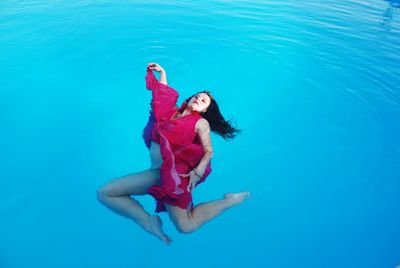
[1, 1, 399, 267]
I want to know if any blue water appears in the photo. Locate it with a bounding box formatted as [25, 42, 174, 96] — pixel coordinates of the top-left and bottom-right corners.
[1, 1, 399, 267]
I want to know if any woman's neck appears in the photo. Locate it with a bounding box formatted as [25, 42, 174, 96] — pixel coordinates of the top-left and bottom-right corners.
[181, 108, 193, 117]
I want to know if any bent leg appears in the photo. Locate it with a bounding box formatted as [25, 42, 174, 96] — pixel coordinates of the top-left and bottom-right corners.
[98, 168, 161, 197]
[97, 168, 160, 219]
[166, 192, 250, 234]
[97, 168, 171, 244]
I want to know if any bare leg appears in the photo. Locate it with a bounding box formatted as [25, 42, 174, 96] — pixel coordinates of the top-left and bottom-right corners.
[97, 168, 171, 244]
[166, 191, 250, 234]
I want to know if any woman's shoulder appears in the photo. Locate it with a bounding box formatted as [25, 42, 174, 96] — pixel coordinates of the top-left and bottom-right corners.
[195, 117, 210, 133]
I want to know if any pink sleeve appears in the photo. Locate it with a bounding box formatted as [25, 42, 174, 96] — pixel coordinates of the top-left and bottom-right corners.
[145, 68, 179, 120]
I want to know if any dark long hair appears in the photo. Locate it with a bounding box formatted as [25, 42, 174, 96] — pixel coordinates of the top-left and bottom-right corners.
[184, 91, 241, 140]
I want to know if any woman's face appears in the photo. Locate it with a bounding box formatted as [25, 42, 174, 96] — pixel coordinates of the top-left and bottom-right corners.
[188, 93, 211, 113]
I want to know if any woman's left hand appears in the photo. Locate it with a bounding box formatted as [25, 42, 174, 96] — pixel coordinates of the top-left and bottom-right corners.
[179, 170, 202, 192]
[147, 62, 164, 72]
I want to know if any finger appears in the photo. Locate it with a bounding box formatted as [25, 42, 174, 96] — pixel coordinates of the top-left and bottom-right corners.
[187, 181, 193, 192]
[190, 181, 195, 192]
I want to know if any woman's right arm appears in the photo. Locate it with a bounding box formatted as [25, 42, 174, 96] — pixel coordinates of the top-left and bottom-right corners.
[148, 62, 168, 85]
[159, 69, 168, 85]
[145, 62, 178, 121]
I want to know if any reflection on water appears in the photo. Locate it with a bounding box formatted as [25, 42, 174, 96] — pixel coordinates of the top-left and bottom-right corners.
[382, 0, 400, 30]
[383, 0, 400, 7]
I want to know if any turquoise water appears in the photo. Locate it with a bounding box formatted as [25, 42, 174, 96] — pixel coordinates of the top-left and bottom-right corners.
[1, 0, 399, 267]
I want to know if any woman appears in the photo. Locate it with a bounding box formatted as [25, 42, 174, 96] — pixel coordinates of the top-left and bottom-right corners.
[97, 63, 250, 245]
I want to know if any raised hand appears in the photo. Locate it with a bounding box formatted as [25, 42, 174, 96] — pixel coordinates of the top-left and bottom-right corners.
[148, 62, 164, 72]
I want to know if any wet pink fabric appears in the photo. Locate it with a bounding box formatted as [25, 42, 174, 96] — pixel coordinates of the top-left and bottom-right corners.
[145, 68, 212, 213]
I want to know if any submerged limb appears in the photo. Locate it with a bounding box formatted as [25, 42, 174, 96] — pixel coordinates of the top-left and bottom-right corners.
[97, 168, 171, 245]
[165, 191, 250, 234]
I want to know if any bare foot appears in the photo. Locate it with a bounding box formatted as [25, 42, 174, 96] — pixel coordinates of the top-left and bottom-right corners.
[145, 215, 172, 245]
[223, 191, 251, 206]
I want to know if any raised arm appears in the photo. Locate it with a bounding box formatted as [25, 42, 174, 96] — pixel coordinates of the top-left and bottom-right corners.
[145, 63, 179, 121]
[148, 62, 168, 85]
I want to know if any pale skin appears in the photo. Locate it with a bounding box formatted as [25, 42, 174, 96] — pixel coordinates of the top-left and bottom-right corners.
[97, 63, 250, 245]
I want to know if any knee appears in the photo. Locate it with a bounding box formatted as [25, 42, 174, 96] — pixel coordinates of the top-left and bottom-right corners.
[175, 221, 196, 234]
[96, 184, 111, 203]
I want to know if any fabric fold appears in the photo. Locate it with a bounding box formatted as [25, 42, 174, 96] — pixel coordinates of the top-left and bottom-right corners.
[143, 69, 212, 213]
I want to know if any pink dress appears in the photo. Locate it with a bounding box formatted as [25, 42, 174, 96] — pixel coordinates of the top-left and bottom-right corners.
[144, 68, 212, 213]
